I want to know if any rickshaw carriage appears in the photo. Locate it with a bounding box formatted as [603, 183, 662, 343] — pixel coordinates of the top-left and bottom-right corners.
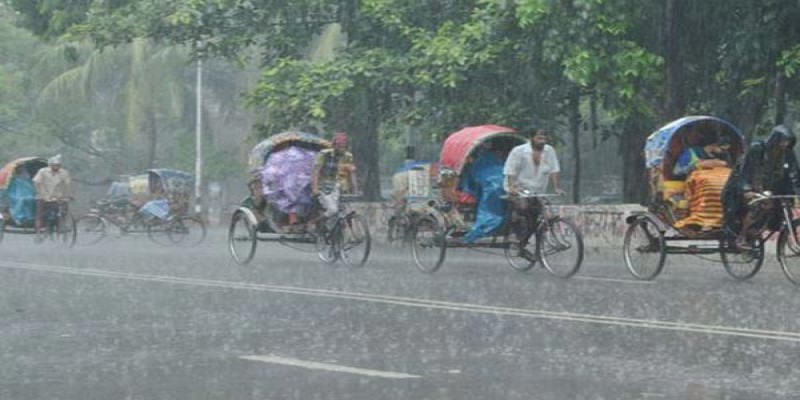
[104, 169, 194, 211]
[623, 116, 768, 281]
[408, 125, 584, 275]
[75, 169, 205, 246]
[387, 160, 440, 244]
[143, 169, 195, 215]
[0, 157, 76, 245]
[228, 131, 371, 267]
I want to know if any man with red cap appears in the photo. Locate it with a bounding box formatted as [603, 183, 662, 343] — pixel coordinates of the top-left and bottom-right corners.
[312, 132, 357, 219]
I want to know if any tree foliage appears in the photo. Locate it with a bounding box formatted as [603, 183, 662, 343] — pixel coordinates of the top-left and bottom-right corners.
[5, 0, 800, 201]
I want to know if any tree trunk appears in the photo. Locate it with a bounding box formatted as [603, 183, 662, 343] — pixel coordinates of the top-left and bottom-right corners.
[774, 70, 787, 126]
[145, 108, 157, 169]
[568, 86, 581, 203]
[590, 90, 598, 149]
[352, 89, 381, 200]
[620, 118, 649, 204]
[663, 0, 685, 120]
[336, 0, 381, 200]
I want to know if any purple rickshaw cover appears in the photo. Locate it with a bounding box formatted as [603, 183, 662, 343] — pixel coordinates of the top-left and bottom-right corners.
[260, 146, 317, 216]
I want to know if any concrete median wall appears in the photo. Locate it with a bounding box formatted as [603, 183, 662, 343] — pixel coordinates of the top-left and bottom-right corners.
[348, 202, 645, 246]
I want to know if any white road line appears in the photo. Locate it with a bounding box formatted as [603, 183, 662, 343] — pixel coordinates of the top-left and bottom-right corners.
[240, 355, 421, 379]
[2, 260, 800, 343]
[574, 276, 653, 284]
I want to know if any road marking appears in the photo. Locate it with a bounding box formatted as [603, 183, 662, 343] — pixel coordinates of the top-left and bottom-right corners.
[574, 275, 653, 284]
[240, 355, 421, 379]
[2, 260, 800, 343]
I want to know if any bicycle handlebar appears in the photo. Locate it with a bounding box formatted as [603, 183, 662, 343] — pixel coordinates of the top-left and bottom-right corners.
[747, 193, 800, 206]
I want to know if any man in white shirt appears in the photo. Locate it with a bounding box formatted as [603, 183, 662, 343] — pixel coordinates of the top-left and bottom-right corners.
[33, 154, 72, 240]
[503, 127, 565, 195]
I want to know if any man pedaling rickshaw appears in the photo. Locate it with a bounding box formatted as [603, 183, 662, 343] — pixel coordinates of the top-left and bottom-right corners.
[503, 127, 565, 241]
[33, 154, 73, 242]
[723, 125, 800, 250]
[311, 132, 357, 229]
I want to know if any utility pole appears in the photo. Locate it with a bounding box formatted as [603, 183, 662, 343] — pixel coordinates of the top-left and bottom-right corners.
[194, 53, 204, 214]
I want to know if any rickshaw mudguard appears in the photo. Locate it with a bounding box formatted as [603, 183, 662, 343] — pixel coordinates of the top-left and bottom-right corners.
[233, 206, 260, 228]
[625, 211, 671, 233]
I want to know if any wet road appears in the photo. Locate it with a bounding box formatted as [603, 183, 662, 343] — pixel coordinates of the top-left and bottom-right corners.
[0, 230, 798, 399]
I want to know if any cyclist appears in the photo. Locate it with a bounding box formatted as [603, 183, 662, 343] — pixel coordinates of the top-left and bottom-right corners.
[33, 154, 73, 241]
[503, 127, 565, 243]
[504, 127, 565, 196]
[311, 132, 357, 225]
[723, 125, 800, 249]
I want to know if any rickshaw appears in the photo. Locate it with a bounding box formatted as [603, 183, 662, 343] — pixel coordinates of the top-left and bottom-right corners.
[623, 116, 769, 280]
[0, 157, 76, 246]
[76, 169, 206, 246]
[408, 125, 584, 275]
[387, 160, 439, 244]
[227, 131, 371, 267]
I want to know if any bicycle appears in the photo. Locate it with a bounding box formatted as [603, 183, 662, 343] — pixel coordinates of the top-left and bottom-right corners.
[314, 198, 372, 267]
[502, 191, 584, 278]
[411, 191, 584, 277]
[37, 200, 76, 247]
[77, 200, 206, 246]
[743, 193, 800, 284]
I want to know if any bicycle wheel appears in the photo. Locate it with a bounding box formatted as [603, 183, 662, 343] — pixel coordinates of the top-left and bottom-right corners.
[623, 217, 666, 280]
[228, 211, 257, 266]
[720, 236, 764, 281]
[75, 215, 107, 246]
[57, 215, 77, 248]
[778, 221, 800, 284]
[411, 215, 446, 273]
[539, 217, 583, 278]
[504, 232, 538, 271]
[340, 214, 371, 268]
[387, 216, 405, 245]
[147, 220, 172, 246]
[315, 228, 339, 264]
[167, 216, 207, 247]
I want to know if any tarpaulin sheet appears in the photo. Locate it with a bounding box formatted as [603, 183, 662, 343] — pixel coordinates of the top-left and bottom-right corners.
[260, 146, 318, 216]
[459, 151, 507, 243]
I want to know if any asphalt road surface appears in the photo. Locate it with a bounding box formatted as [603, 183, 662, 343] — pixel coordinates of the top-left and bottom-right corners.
[0, 229, 798, 399]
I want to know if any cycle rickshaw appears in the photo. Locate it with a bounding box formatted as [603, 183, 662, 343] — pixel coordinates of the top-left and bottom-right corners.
[387, 160, 439, 245]
[227, 131, 371, 267]
[0, 157, 76, 246]
[622, 115, 782, 280]
[77, 169, 206, 246]
[408, 125, 584, 275]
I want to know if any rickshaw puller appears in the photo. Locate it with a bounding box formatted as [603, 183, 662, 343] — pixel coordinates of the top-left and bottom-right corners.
[503, 127, 564, 238]
[723, 125, 800, 249]
[311, 132, 357, 227]
[33, 154, 73, 240]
